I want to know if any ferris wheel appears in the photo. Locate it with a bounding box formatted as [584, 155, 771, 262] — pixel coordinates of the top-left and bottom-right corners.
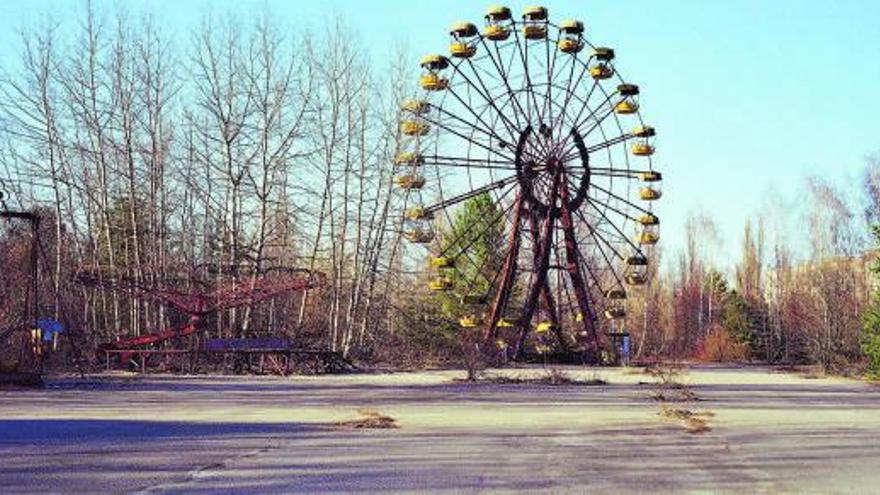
[395, 5, 662, 359]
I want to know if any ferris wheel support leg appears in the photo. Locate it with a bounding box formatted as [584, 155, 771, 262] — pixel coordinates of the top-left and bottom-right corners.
[559, 194, 601, 363]
[513, 176, 562, 359]
[484, 195, 523, 343]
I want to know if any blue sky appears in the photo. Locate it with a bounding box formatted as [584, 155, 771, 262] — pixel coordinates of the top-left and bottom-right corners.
[1, 1, 879, 270]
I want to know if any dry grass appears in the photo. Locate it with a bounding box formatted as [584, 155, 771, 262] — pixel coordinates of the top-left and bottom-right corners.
[335, 408, 399, 429]
[659, 406, 715, 434]
[457, 369, 607, 386]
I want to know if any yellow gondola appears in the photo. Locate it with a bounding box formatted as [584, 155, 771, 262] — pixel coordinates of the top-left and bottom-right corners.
[401, 99, 430, 114]
[637, 231, 659, 245]
[420, 73, 448, 91]
[560, 19, 584, 34]
[575, 312, 584, 322]
[590, 64, 614, 80]
[428, 277, 453, 291]
[606, 288, 627, 300]
[523, 6, 548, 21]
[430, 256, 454, 269]
[632, 125, 656, 138]
[535, 321, 554, 333]
[394, 174, 426, 189]
[523, 24, 546, 39]
[393, 152, 424, 166]
[403, 228, 434, 243]
[625, 273, 647, 286]
[604, 307, 626, 320]
[615, 99, 639, 114]
[449, 22, 478, 38]
[594, 47, 615, 61]
[631, 143, 655, 156]
[640, 187, 662, 200]
[449, 41, 476, 58]
[420, 54, 449, 71]
[486, 5, 512, 21]
[459, 315, 480, 328]
[405, 206, 433, 221]
[401, 120, 430, 136]
[637, 171, 662, 182]
[618, 83, 640, 96]
[626, 254, 648, 266]
[558, 38, 583, 53]
[638, 213, 660, 226]
[483, 24, 511, 41]
[496, 318, 515, 328]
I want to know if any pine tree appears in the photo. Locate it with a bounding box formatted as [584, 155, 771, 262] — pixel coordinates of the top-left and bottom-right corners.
[861, 225, 880, 379]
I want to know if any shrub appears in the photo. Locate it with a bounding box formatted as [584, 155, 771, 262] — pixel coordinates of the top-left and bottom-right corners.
[862, 307, 880, 379]
[695, 324, 749, 363]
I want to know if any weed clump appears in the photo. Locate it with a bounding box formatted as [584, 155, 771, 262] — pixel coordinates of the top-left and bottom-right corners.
[456, 368, 607, 386]
[335, 408, 399, 429]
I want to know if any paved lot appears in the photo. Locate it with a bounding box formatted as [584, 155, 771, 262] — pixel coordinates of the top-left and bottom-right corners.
[1, 366, 879, 493]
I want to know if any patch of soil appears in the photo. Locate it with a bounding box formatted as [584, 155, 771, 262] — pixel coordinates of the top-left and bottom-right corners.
[335, 409, 399, 429]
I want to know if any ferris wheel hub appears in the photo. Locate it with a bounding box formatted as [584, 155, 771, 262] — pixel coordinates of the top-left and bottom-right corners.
[514, 126, 590, 217]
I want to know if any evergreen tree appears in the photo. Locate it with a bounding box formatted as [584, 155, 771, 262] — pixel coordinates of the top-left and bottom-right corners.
[435, 193, 506, 327]
[861, 226, 880, 378]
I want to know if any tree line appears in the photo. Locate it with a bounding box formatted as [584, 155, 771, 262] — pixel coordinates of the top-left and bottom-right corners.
[1, 5, 878, 373]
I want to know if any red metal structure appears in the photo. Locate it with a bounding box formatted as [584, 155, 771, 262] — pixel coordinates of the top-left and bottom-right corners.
[395, 6, 663, 361]
[76, 267, 325, 368]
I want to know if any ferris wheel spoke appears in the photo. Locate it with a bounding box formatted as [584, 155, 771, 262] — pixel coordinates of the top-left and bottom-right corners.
[584, 198, 644, 254]
[548, 57, 579, 143]
[556, 90, 615, 151]
[539, 29, 556, 126]
[550, 77, 600, 145]
[558, 133, 633, 162]
[588, 182, 653, 216]
[589, 167, 653, 179]
[572, 97, 620, 144]
[565, 229, 617, 297]
[578, 186, 643, 224]
[425, 174, 518, 215]
[571, 206, 625, 261]
[571, 214, 627, 297]
[450, 63, 521, 140]
[431, 102, 515, 151]
[553, 53, 588, 133]
[511, 24, 542, 124]
[424, 155, 515, 170]
[420, 114, 513, 162]
[478, 37, 530, 130]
